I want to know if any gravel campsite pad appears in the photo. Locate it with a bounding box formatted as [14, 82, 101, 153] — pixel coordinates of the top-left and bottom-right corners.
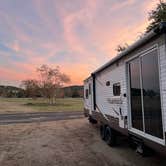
[0, 119, 166, 166]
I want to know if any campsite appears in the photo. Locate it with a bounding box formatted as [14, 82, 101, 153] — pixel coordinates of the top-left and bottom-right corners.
[1, 110, 166, 166]
[0, 97, 166, 165]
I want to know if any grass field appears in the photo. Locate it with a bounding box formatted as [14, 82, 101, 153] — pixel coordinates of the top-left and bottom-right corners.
[0, 97, 83, 114]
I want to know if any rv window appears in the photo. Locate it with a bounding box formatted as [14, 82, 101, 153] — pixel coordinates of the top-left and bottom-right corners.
[85, 89, 89, 99]
[113, 83, 121, 96]
[106, 81, 110, 86]
[89, 84, 91, 95]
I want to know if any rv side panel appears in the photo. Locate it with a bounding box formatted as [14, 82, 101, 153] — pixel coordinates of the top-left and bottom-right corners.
[95, 62, 128, 128]
[159, 35, 166, 133]
[84, 77, 93, 116]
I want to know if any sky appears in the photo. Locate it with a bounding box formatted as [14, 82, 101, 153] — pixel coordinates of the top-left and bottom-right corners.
[0, 0, 159, 87]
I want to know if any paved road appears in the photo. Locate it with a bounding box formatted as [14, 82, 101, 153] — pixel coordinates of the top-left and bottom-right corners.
[0, 111, 84, 125]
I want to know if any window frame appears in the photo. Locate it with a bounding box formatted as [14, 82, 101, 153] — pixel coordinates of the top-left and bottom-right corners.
[85, 89, 89, 99]
[89, 84, 91, 95]
[113, 82, 121, 96]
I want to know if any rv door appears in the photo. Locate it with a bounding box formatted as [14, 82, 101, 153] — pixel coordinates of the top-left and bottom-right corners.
[128, 48, 164, 143]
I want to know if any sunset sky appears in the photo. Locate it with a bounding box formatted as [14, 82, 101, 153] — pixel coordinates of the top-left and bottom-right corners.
[0, 0, 158, 87]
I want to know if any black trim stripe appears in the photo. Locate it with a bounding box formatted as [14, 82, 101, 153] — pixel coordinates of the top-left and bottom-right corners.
[92, 74, 96, 110]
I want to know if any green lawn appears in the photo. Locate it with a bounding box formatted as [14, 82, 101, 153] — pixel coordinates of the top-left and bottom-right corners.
[0, 97, 83, 114]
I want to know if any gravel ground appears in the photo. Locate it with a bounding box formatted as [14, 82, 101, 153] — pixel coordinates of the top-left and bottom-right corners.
[0, 118, 166, 166]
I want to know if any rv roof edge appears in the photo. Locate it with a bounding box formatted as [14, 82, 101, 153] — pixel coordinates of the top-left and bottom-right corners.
[91, 22, 166, 75]
[83, 76, 92, 82]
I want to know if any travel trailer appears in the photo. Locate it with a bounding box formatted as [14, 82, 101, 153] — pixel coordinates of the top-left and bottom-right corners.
[84, 22, 166, 156]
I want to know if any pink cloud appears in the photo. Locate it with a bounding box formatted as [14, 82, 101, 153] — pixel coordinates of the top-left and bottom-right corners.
[0, 0, 160, 86]
[6, 40, 21, 52]
[142, 0, 158, 13]
[0, 67, 30, 82]
[110, 0, 135, 11]
[61, 0, 97, 53]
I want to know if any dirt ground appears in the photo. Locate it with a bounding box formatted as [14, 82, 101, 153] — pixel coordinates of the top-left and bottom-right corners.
[0, 119, 166, 166]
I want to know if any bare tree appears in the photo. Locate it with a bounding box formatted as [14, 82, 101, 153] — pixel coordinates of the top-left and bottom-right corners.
[21, 79, 40, 99]
[37, 65, 70, 104]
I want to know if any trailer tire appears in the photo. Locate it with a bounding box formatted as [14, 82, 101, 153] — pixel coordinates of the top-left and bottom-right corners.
[105, 126, 116, 146]
[100, 125, 105, 140]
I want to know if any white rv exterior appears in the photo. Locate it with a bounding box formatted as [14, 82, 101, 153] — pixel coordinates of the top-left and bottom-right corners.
[84, 77, 93, 116]
[84, 22, 166, 155]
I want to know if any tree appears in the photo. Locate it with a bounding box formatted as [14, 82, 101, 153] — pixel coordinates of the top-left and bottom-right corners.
[146, 0, 166, 33]
[21, 79, 40, 98]
[116, 43, 129, 53]
[72, 90, 80, 98]
[37, 65, 70, 104]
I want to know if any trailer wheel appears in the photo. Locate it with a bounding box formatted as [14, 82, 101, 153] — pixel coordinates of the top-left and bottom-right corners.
[105, 126, 116, 146]
[100, 125, 105, 140]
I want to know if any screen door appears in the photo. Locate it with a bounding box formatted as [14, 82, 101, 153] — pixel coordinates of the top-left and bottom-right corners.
[129, 49, 163, 139]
